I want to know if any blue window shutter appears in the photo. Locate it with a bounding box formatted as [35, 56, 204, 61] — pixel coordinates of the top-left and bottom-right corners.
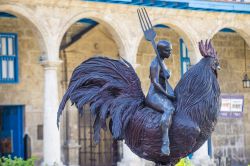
[0, 33, 18, 83]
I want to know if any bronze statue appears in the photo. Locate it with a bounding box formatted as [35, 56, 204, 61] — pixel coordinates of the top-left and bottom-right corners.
[138, 8, 176, 156]
[145, 40, 175, 156]
[57, 9, 221, 166]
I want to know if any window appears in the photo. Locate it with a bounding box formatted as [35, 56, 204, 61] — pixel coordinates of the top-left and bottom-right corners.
[37, 125, 43, 140]
[180, 38, 190, 76]
[0, 33, 18, 83]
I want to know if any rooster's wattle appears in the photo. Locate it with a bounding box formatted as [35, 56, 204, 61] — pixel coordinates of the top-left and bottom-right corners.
[57, 40, 221, 165]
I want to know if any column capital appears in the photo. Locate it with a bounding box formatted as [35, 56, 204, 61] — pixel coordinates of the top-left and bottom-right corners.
[40, 60, 63, 68]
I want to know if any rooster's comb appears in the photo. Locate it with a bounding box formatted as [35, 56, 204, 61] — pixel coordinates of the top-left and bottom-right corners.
[199, 40, 218, 59]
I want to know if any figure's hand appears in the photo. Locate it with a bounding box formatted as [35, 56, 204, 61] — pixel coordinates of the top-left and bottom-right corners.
[165, 82, 176, 101]
[163, 92, 176, 101]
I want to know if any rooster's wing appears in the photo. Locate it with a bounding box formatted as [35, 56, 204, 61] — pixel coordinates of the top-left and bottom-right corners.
[170, 116, 200, 158]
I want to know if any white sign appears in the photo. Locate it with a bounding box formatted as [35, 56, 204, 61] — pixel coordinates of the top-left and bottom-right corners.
[220, 94, 244, 117]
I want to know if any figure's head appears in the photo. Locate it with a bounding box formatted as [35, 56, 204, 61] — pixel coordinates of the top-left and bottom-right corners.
[157, 40, 172, 59]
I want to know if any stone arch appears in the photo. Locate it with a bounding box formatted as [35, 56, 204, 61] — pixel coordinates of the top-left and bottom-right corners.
[209, 22, 250, 47]
[209, 25, 250, 164]
[0, 4, 48, 56]
[135, 17, 200, 64]
[57, 11, 126, 60]
[57, 11, 127, 166]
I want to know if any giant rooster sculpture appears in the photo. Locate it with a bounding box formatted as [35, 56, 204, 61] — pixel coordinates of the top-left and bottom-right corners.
[57, 39, 221, 165]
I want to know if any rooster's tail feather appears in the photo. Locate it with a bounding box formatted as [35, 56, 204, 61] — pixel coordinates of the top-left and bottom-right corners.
[57, 56, 145, 142]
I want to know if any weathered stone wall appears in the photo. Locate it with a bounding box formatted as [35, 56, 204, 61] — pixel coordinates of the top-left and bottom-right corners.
[64, 23, 119, 73]
[0, 17, 44, 157]
[212, 32, 250, 164]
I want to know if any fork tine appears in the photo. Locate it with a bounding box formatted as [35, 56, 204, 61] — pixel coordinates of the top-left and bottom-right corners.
[143, 8, 153, 29]
[141, 8, 151, 30]
[137, 9, 146, 32]
[139, 8, 148, 31]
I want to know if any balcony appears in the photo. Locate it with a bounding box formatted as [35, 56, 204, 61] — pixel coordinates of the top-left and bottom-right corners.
[84, 0, 250, 13]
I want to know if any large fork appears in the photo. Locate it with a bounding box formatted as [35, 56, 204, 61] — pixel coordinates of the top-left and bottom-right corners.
[137, 8, 168, 78]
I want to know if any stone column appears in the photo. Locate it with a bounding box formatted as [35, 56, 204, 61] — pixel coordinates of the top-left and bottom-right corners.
[42, 60, 63, 166]
[65, 106, 81, 166]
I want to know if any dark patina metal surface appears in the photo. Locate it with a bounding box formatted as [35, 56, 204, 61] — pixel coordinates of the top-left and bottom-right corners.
[57, 39, 221, 166]
[57, 8, 221, 165]
[145, 40, 175, 156]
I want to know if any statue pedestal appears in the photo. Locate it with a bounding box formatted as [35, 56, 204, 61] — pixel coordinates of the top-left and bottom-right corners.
[118, 143, 145, 166]
[142, 160, 155, 166]
[191, 141, 215, 166]
[118, 143, 155, 166]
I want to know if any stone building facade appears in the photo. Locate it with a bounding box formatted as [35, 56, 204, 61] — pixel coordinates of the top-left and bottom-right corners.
[0, 0, 250, 166]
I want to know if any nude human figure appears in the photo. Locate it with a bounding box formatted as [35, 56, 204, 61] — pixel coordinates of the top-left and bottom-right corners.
[145, 40, 176, 155]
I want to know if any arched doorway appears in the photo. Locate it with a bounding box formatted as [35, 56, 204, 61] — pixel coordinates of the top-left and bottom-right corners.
[0, 9, 46, 162]
[59, 17, 122, 166]
[211, 28, 250, 165]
